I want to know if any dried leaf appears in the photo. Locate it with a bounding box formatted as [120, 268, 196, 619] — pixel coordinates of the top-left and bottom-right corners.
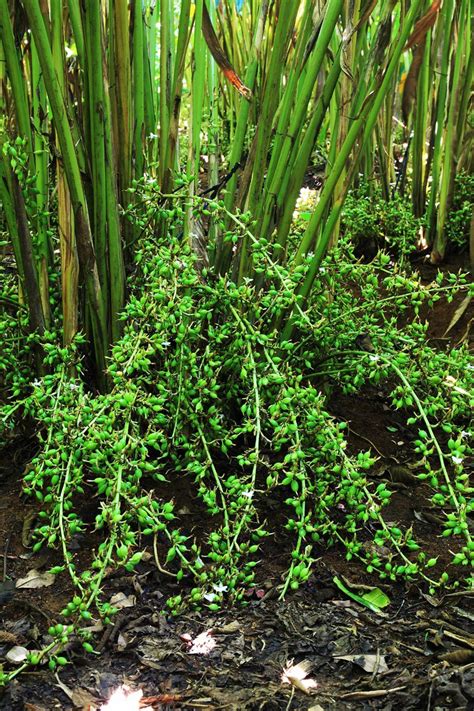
[340, 686, 407, 700]
[216, 620, 242, 634]
[53, 674, 100, 709]
[402, 42, 425, 124]
[389, 464, 419, 486]
[405, 1, 442, 50]
[355, 0, 378, 32]
[443, 375, 470, 397]
[109, 592, 136, 609]
[443, 294, 472, 336]
[281, 659, 318, 694]
[439, 649, 474, 665]
[335, 653, 389, 674]
[16, 568, 55, 589]
[6, 645, 29, 664]
[202, 3, 251, 100]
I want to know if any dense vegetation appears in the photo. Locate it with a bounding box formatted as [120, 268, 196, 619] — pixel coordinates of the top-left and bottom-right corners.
[0, 0, 472, 680]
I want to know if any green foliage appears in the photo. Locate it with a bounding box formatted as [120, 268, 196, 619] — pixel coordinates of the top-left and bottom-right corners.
[444, 172, 474, 251]
[341, 185, 423, 260]
[1, 192, 472, 632]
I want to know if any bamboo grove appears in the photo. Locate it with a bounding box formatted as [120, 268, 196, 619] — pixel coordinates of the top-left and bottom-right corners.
[1, 0, 472, 379]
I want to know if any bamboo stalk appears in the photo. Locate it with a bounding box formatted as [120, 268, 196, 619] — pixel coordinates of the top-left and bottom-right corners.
[22, 0, 108, 378]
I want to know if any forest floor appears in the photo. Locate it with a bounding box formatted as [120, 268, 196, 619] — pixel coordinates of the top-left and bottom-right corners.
[0, 254, 472, 711]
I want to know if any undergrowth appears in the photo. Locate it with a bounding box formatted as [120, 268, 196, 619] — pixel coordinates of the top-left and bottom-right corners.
[341, 183, 423, 261]
[0, 194, 473, 678]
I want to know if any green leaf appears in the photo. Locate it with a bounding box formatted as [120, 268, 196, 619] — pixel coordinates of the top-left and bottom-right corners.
[333, 577, 390, 614]
[361, 587, 391, 609]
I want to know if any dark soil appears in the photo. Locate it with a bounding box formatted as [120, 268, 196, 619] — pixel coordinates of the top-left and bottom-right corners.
[0, 257, 473, 710]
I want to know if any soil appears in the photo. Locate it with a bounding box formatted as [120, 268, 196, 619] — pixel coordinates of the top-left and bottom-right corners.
[0, 256, 473, 711]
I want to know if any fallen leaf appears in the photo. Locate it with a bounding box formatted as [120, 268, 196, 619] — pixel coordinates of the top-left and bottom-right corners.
[335, 653, 388, 674]
[216, 620, 241, 634]
[340, 686, 406, 700]
[333, 577, 390, 614]
[54, 674, 100, 709]
[362, 588, 391, 610]
[16, 568, 55, 589]
[389, 464, 419, 486]
[109, 592, 136, 609]
[439, 649, 474, 665]
[281, 659, 318, 694]
[444, 294, 472, 336]
[6, 645, 29, 664]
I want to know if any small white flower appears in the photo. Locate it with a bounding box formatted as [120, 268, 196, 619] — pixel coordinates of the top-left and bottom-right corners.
[460, 431, 470, 439]
[212, 582, 228, 594]
[31, 379, 41, 388]
[161, 341, 171, 348]
[319, 266, 326, 274]
[369, 354, 380, 362]
[203, 592, 216, 602]
[68, 382, 79, 391]
[452, 455, 464, 465]
[241, 489, 254, 499]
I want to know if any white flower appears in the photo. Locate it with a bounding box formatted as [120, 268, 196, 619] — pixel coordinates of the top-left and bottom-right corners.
[241, 489, 254, 499]
[460, 431, 470, 439]
[31, 379, 42, 388]
[452, 455, 464, 465]
[212, 582, 228, 594]
[161, 341, 171, 348]
[369, 354, 380, 362]
[203, 592, 216, 602]
[68, 382, 79, 391]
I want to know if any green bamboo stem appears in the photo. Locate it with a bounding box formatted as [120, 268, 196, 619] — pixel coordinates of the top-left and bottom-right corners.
[272, 52, 343, 260]
[236, 1, 299, 280]
[215, 0, 269, 273]
[159, 0, 172, 183]
[432, 0, 469, 262]
[22, 0, 108, 378]
[132, 0, 145, 181]
[411, 4, 431, 218]
[282, 0, 425, 341]
[51, 0, 79, 347]
[162, 0, 191, 191]
[83, 0, 108, 314]
[30, 39, 52, 326]
[110, 0, 132, 211]
[256, 0, 343, 249]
